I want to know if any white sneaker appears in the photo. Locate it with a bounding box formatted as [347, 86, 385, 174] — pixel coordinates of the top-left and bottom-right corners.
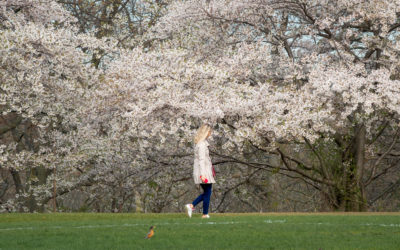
[202, 214, 210, 219]
[185, 204, 192, 218]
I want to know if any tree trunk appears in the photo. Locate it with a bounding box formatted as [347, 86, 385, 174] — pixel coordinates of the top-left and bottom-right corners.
[335, 125, 367, 211]
[10, 169, 23, 195]
[26, 166, 51, 212]
[354, 125, 367, 211]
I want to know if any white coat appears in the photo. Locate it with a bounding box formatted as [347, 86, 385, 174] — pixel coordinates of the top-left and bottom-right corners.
[193, 140, 216, 184]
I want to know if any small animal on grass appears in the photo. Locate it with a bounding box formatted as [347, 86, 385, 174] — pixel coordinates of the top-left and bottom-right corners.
[145, 226, 156, 239]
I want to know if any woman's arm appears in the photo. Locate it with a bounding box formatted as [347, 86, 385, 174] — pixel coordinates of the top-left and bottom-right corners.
[198, 142, 212, 183]
[198, 142, 207, 175]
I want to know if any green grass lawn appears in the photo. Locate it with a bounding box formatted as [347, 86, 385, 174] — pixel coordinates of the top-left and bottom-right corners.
[0, 213, 399, 249]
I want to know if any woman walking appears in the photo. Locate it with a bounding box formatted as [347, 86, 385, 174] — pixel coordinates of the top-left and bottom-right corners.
[185, 124, 216, 218]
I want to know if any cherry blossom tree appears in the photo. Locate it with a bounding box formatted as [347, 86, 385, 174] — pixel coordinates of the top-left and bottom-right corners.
[0, 0, 118, 212]
[120, 0, 400, 211]
[0, 0, 178, 213]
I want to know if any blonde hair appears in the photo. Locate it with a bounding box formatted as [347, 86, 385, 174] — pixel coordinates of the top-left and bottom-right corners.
[194, 124, 212, 144]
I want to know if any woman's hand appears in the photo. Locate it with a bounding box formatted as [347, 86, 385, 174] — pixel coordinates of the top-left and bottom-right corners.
[200, 175, 208, 183]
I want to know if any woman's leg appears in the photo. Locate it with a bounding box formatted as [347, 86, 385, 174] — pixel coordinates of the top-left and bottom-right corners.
[202, 184, 212, 215]
[192, 184, 206, 207]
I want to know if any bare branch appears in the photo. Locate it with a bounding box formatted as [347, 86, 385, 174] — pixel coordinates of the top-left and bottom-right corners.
[365, 127, 400, 185]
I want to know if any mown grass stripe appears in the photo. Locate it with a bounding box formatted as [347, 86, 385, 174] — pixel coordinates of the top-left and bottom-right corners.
[1, 218, 400, 232]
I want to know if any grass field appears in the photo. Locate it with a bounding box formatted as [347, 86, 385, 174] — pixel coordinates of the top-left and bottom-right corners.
[0, 213, 400, 249]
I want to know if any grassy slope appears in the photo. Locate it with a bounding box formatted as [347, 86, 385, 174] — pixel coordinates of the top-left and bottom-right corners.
[0, 213, 399, 249]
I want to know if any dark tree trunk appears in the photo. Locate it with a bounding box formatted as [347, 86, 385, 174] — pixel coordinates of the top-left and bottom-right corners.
[332, 125, 367, 211]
